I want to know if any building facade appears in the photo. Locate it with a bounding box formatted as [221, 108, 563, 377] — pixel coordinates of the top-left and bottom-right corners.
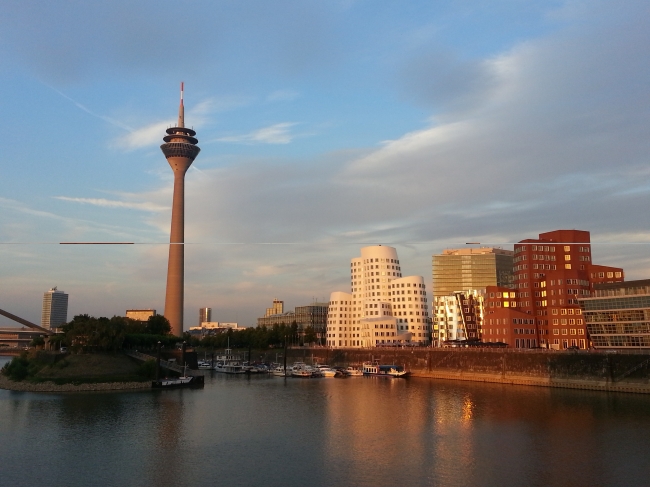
[125, 309, 156, 322]
[579, 280, 650, 349]
[41, 287, 68, 330]
[433, 290, 485, 346]
[199, 307, 212, 326]
[512, 230, 624, 349]
[327, 245, 431, 348]
[432, 248, 514, 297]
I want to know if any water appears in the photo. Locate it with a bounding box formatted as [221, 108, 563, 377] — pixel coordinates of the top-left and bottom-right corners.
[1, 355, 649, 487]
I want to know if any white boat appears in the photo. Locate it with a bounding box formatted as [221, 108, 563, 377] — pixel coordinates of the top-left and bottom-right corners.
[213, 348, 246, 374]
[346, 366, 363, 377]
[197, 360, 214, 370]
[362, 362, 409, 378]
[291, 362, 316, 378]
[314, 364, 337, 378]
[272, 366, 288, 377]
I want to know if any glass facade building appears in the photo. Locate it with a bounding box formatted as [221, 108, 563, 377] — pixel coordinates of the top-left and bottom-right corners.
[432, 248, 514, 297]
[579, 280, 650, 349]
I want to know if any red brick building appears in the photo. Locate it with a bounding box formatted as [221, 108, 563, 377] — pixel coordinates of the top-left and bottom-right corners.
[482, 286, 537, 347]
[482, 230, 624, 349]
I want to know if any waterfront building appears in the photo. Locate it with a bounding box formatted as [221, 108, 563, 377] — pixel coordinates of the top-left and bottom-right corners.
[432, 248, 514, 297]
[41, 287, 68, 330]
[257, 300, 328, 343]
[327, 245, 430, 348]
[199, 307, 212, 326]
[513, 230, 624, 349]
[432, 290, 485, 346]
[125, 309, 156, 322]
[579, 279, 650, 349]
[294, 303, 329, 343]
[482, 286, 538, 348]
[161, 83, 201, 336]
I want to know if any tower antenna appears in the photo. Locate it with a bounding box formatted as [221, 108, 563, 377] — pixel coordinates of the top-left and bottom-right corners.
[178, 81, 185, 128]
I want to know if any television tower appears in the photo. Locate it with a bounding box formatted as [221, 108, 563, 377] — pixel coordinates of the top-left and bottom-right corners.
[161, 82, 200, 336]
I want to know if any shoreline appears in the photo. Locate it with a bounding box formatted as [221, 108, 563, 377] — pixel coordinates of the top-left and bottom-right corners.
[0, 375, 151, 393]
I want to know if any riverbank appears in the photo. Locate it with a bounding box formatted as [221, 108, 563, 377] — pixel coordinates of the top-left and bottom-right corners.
[252, 347, 650, 394]
[0, 352, 154, 392]
[0, 374, 150, 392]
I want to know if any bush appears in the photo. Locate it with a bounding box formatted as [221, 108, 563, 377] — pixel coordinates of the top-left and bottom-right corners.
[1, 355, 31, 382]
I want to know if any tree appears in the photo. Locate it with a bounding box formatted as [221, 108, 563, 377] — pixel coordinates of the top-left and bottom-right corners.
[146, 315, 171, 336]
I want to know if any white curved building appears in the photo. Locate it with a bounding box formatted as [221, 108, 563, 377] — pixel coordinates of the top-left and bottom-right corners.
[327, 245, 430, 348]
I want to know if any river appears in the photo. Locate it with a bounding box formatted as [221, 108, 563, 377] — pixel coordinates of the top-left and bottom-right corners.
[1, 356, 649, 487]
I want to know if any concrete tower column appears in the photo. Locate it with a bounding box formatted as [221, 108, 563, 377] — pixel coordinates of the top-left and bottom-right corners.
[161, 83, 200, 336]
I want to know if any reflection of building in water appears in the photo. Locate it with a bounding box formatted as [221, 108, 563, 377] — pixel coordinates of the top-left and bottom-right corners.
[327, 245, 431, 348]
[324, 379, 430, 483]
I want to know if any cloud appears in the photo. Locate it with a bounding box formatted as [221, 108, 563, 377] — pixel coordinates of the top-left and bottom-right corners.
[266, 90, 300, 102]
[54, 197, 168, 212]
[215, 123, 299, 145]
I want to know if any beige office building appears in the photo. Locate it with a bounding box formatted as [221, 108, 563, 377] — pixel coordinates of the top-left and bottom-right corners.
[432, 248, 514, 297]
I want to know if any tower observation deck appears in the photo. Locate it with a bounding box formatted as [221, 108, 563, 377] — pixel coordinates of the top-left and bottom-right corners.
[161, 82, 200, 336]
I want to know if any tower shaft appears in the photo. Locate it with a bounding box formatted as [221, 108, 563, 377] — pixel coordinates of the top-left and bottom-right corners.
[163, 170, 187, 335]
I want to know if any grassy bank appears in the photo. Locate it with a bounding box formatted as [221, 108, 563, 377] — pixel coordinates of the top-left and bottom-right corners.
[1, 351, 156, 386]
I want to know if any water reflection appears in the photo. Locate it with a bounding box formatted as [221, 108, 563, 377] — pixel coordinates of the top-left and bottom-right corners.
[1, 358, 650, 487]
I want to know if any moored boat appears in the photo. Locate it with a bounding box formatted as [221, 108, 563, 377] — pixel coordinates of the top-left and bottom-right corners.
[346, 366, 363, 377]
[362, 362, 409, 378]
[152, 365, 205, 388]
[314, 364, 337, 378]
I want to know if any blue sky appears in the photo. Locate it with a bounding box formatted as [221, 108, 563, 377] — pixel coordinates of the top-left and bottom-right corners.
[1, 0, 649, 328]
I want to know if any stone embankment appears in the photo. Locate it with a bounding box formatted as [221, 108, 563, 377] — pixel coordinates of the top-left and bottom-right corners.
[263, 348, 650, 394]
[0, 375, 150, 393]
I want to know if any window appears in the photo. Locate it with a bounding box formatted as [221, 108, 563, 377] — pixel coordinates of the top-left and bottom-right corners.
[565, 264, 572, 270]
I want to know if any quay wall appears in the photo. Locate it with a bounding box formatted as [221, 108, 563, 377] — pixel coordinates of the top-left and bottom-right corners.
[260, 348, 650, 394]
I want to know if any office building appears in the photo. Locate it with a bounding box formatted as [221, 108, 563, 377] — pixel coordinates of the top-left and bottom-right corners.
[433, 290, 485, 346]
[432, 248, 514, 297]
[579, 279, 650, 349]
[126, 309, 156, 322]
[265, 299, 284, 317]
[161, 83, 201, 336]
[41, 287, 68, 330]
[199, 307, 212, 326]
[508, 229, 624, 349]
[327, 245, 430, 348]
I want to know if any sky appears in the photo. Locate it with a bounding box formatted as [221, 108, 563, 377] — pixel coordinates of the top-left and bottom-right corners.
[1, 0, 649, 329]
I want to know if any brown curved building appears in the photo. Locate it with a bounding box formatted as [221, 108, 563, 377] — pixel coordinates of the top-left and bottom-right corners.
[161, 83, 200, 336]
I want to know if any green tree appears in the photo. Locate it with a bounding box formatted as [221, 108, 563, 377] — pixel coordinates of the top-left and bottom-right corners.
[146, 315, 172, 336]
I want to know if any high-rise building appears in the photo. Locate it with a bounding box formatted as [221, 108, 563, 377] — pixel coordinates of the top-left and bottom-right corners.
[161, 83, 201, 336]
[265, 299, 284, 317]
[327, 245, 430, 348]
[507, 229, 624, 349]
[199, 307, 211, 326]
[41, 287, 68, 330]
[579, 279, 650, 349]
[432, 248, 514, 297]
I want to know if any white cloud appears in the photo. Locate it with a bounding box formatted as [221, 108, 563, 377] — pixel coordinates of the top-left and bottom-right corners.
[266, 89, 300, 102]
[55, 196, 168, 212]
[215, 122, 299, 144]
